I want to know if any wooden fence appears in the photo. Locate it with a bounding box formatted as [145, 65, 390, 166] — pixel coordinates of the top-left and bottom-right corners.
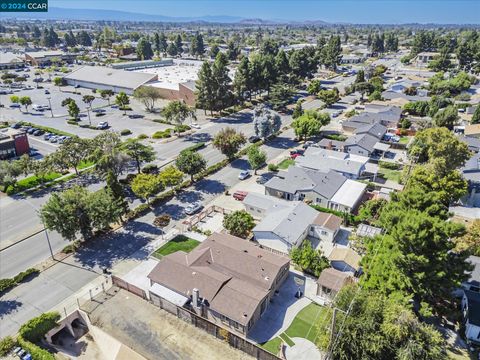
[111, 275, 147, 299]
[183, 205, 232, 231]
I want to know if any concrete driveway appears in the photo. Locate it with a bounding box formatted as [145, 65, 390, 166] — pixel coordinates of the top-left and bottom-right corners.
[285, 338, 323, 360]
[248, 271, 311, 344]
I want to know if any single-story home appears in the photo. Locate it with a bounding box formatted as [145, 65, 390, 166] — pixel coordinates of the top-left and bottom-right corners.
[243, 193, 342, 255]
[316, 267, 354, 301]
[344, 133, 385, 158]
[264, 166, 367, 213]
[147, 232, 290, 336]
[388, 79, 422, 94]
[462, 290, 480, 345]
[328, 247, 362, 274]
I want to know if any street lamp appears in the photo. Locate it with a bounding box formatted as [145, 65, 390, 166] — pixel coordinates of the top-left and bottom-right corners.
[46, 97, 53, 117]
[41, 219, 55, 260]
[86, 105, 92, 126]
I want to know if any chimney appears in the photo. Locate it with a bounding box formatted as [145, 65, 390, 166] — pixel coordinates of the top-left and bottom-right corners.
[192, 288, 200, 308]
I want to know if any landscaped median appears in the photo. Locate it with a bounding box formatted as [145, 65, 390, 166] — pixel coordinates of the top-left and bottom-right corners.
[0, 268, 39, 294]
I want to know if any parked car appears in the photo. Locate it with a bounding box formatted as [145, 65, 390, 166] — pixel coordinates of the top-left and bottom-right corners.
[185, 202, 203, 215]
[238, 170, 251, 180]
[92, 108, 106, 113]
[190, 122, 201, 129]
[44, 89, 50, 94]
[233, 190, 248, 201]
[10, 123, 21, 129]
[256, 175, 269, 184]
[44, 133, 53, 140]
[33, 129, 44, 136]
[111, 105, 119, 109]
[9, 103, 21, 108]
[32, 104, 45, 111]
[74, 84, 80, 89]
[97, 121, 109, 129]
[27, 128, 37, 134]
[128, 114, 144, 119]
[290, 149, 305, 156]
[49, 136, 58, 143]
[302, 141, 314, 149]
[248, 135, 261, 143]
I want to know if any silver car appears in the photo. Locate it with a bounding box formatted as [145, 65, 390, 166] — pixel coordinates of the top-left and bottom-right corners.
[185, 202, 203, 215]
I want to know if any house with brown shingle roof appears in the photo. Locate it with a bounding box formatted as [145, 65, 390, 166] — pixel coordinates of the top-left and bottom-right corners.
[316, 268, 355, 301]
[328, 247, 362, 274]
[147, 232, 290, 335]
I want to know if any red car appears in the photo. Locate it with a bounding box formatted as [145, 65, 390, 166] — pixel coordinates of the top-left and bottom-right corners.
[233, 191, 248, 201]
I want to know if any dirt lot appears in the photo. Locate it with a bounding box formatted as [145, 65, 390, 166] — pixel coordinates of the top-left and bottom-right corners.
[88, 289, 252, 360]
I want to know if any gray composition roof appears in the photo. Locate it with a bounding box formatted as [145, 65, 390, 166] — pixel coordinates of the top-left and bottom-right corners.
[344, 133, 380, 153]
[464, 290, 480, 326]
[460, 135, 480, 153]
[467, 256, 480, 287]
[354, 123, 387, 139]
[463, 153, 480, 183]
[265, 166, 346, 200]
[296, 148, 366, 177]
[63, 65, 157, 90]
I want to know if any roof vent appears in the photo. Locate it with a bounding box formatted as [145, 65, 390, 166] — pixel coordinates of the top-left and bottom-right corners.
[192, 271, 196, 275]
[243, 249, 248, 253]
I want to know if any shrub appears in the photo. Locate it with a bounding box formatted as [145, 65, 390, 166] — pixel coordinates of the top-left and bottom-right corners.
[17, 336, 54, 360]
[119, 106, 132, 111]
[137, 134, 148, 140]
[175, 124, 191, 133]
[125, 203, 150, 220]
[142, 164, 159, 174]
[66, 120, 79, 125]
[1, 268, 39, 293]
[152, 119, 172, 125]
[182, 142, 205, 153]
[310, 204, 356, 225]
[151, 189, 176, 206]
[152, 129, 172, 139]
[62, 241, 80, 254]
[268, 163, 279, 172]
[378, 161, 402, 170]
[19, 312, 61, 343]
[0, 336, 15, 356]
[324, 134, 348, 141]
[120, 129, 132, 136]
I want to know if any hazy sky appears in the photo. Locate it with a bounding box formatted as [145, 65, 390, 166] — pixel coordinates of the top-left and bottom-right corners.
[50, 0, 480, 24]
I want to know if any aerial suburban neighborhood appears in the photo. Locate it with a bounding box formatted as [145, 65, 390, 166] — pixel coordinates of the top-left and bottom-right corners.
[0, 1, 480, 359]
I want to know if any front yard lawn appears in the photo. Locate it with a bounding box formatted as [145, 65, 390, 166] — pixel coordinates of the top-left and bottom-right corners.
[277, 158, 295, 169]
[152, 235, 200, 259]
[378, 168, 401, 183]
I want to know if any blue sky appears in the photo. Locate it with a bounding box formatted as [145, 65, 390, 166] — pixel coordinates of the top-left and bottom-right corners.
[51, 0, 480, 24]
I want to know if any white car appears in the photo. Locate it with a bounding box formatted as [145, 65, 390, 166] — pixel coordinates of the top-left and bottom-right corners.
[190, 123, 201, 129]
[185, 202, 203, 215]
[238, 170, 251, 180]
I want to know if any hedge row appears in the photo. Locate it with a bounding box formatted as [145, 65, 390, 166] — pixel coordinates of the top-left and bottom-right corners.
[0, 268, 39, 293]
[182, 142, 206, 153]
[378, 161, 402, 170]
[0, 336, 15, 356]
[152, 129, 172, 139]
[17, 336, 55, 360]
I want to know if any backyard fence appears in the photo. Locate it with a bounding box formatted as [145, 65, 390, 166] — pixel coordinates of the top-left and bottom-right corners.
[111, 275, 147, 299]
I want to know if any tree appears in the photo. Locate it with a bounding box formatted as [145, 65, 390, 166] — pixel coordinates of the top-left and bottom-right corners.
[105, 170, 128, 215]
[99, 89, 114, 105]
[275, 50, 290, 83]
[130, 173, 164, 204]
[133, 86, 163, 112]
[321, 35, 342, 70]
[9, 95, 19, 107]
[268, 84, 294, 111]
[408, 127, 470, 176]
[158, 165, 184, 187]
[158, 33, 168, 55]
[162, 100, 196, 134]
[121, 138, 156, 174]
[81, 94, 95, 109]
[53, 76, 64, 91]
[209, 43, 219, 59]
[19, 96, 32, 112]
[433, 105, 458, 129]
[175, 150, 206, 181]
[40, 186, 123, 241]
[153, 214, 171, 234]
[455, 220, 480, 256]
[292, 110, 330, 140]
[67, 100, 80, 120]
[213, 127, 246, 160]
[115, 92, 130, 115]
[195, 61, 215, 114]
[174, 34, 183, 55]
[307, 79, 322, 95]
[190, 33, 205, 57]
[318, 88, 340, 107]
[247, 146, 267, 175]
[325, 285, 446, 360]
[223, 210, 255, 238]
[233, 57, 251, 103]
[212, 52, 233, 112]
[253, 105, 282, 139]
[90, 132, 130, 180]
[292, 100, 304, 119]
[356, 198, 387, 224]
[226, 39, 240, 60]
[136, 37, 154, 60]
[55, 137, 91, 175]
[472, 105, 480, 124]
[290, 241, 329, 277]
[0, 160, 22, 192]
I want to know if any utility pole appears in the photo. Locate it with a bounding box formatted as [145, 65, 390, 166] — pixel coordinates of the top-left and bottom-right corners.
[324, 307, 337, 360]
[47, 97, 53, 117]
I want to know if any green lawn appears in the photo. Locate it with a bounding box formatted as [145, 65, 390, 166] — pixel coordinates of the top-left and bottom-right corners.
[277, 158, 295, 170]
[259, 337, 282, 355]
[279, 333, 295, 346]
[6, 172, 62, 195]
[284, 303, 326, 343]
[378, 168, 401, 183]
[399, 136, 410, 145]
[152, 235, 200, 259]
[78, 160, 95, 170]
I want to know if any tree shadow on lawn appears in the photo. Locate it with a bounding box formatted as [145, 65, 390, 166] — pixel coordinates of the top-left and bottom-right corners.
[194, 179, 225, 195]
[0, 299, 23, 319]
[72, 221, 159, 269]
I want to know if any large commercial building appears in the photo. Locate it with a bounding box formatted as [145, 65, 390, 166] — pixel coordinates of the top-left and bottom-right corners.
[63, 66, 158, 95]
[25, 50, 75, 66]
[0, 129, 30, 159]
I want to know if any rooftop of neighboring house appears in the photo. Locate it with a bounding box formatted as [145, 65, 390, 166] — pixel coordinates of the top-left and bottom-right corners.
[463, 152, 480, 183]
[148, 232, 289, 327]
[464, 290, 480, 326]
[465, 124, 480, 137]
[353, 122, 388, 138]
[328, 247, 362, 271]
[312, 212, 343, 232]
[467, 256, 480, 287]
[317, 267, 353, 292]
[264, 166, 347, 200]
[330, 179, 367, 208]
[344, 133, 381, 153]
[295, 147, 367, 176]
[356, 224, 383, 238]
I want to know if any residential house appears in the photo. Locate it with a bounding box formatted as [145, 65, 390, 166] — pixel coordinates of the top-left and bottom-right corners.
[316, 268, 354, 301]
[243, 193, 342, 255]
[459, 135, 480, 153]
[414, 52, 439, 67]
[147, 232, 290, 336]
[295, 147, 377, 180]
[328, 247, 362, 274]
[343, 133, 384, 158]
[462, 256, 480, 292]
[389, 79, 422, 94]
[264, 166, 367, 213]
[462, 290, 480, 345]
[342, 105, 402, 133]
[462, 153, 480, 207]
